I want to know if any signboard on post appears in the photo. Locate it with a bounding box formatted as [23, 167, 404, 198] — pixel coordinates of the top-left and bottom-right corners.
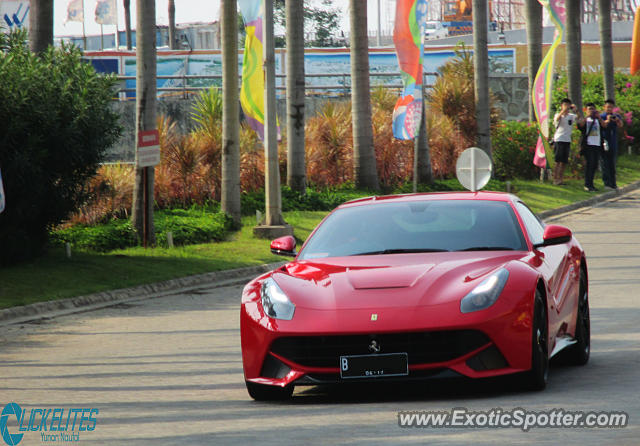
[136, 129, 161, 168]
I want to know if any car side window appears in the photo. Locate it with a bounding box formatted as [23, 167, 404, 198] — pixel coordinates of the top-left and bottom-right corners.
[515, 202, 544, 246]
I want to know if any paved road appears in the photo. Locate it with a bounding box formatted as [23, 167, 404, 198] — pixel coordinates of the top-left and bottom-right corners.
[1, 191, 640, 445]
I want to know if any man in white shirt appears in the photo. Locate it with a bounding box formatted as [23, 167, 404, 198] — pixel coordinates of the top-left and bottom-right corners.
[578, 103, 606, 192]
[552, 98, 580, 185]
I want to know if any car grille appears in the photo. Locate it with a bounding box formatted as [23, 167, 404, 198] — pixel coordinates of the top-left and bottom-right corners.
[270, 330, 490, 368]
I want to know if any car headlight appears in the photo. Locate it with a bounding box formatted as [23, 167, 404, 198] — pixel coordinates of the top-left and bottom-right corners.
[460, 268, 509, 313]
[261, 277, 295, 320]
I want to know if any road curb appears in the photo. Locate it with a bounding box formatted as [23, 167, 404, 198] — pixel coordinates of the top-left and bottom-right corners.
[3, 180, 639, 326]
[538, 179, 640, 221]
[0, 262, 285, 327]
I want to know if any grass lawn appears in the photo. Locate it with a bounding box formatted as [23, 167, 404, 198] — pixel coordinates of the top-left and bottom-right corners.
[2, 154, 639, 309]
[0, 211, 325, 309]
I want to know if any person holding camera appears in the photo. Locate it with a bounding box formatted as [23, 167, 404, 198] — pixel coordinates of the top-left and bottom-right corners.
[600, 99, 624, 190]
[552, 98, 581, 185]
[578, 103, 606, 192]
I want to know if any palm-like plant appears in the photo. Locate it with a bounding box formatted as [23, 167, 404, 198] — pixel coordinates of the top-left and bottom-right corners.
[349, 0, 379, 190]
[305, 101, 354, 187]
[29, 0, 54, 54]
[525, 0, 543, 121]
[566, 0, 583, 113]
[598, 0, 615, 100]
[221, 0, 241, 223]
[191, 87, 223, 138]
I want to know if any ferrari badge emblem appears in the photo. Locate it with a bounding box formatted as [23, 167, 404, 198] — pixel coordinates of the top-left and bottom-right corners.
[371, 313, 378, 321]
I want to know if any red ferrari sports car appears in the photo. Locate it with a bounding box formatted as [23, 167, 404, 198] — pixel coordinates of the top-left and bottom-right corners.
[241, 192, 590, 400]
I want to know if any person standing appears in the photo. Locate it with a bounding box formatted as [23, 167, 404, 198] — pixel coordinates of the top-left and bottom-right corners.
[600, 99, 624, 190]
[552, 98, 580, 185]
[578, 103, 606, 192]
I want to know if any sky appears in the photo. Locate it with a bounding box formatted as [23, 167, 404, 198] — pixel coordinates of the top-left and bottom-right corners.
[53, 0, 397, 38]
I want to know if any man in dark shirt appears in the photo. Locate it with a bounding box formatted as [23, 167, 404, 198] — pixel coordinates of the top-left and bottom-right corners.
[600, 99, 624, 190]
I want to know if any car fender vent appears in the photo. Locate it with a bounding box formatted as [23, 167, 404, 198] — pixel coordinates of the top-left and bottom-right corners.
[260, 354, 291, 379]
[466, 345, 508, 371]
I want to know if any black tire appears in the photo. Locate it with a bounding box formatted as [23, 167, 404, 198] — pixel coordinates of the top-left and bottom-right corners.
[565, 268, 590, 365]
[246, 381, 294, 401]
[523, 289, 549, 391]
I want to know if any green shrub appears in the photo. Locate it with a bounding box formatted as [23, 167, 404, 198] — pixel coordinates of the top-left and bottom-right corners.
[51, 220, 138, 252]
[0, 31, 121, 264]
[241, 185, 372, 216]
[51, 206, 232, 252]
[154, 207, 231, 246]
[491, 121, 540, 180]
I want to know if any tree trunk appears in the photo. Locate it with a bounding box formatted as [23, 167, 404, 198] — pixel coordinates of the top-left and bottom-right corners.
[473, 0, 492, 157]
[124, 0, 132, 50]
[221, 0, 241, 224]
[29, 0, 53, 54]
[598, 0, 615, 101]
[264, 0, 284, 225]
[525, 0, 543, 122]
[416, 99, 433, 184]
[349, 0, 379, 190]
[286, 0, 307, 193]
[566, 0, 583, 113]
[132, 0, 157, 245]
[168, 0, 177, 50]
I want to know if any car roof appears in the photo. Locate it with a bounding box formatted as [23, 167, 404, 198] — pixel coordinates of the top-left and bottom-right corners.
[339, 191, 519, 209]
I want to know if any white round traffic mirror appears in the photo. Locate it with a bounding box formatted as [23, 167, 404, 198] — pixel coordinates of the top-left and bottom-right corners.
[456, 147, 493, 192]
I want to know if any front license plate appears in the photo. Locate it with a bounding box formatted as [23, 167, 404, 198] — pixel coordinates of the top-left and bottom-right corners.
[339, 353, 408, 379]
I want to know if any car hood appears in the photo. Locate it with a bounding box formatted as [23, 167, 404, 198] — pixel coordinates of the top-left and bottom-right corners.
[273, 252, 526, 310]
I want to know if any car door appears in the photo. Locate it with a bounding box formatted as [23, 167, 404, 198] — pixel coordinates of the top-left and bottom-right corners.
[515, 202, 574, 338]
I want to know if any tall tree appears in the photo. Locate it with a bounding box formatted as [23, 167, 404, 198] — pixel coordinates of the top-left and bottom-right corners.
[472, 0, 491, 156]
[28, 0, 53, 54]
[124, 0, 133, 50]
[273, 0, 344, 48]
[264, 0, 285, 226]
[132, 0, 157, 244]
[566, 0, 583, 113]
[168, 0, 177, 49]
[286, 0, 306, 192]
[525, 0, 543, 122]
[416, 101, 433, 184]
[349, 0, 379, 190]
[221, 0, 241, 223]
[598, 0, 615, 101]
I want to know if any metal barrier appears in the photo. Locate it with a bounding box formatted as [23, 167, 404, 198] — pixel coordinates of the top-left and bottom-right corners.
[114, 72, 438, 99]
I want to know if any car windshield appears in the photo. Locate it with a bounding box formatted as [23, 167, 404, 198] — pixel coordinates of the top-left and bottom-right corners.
[426, 23, 437, 29]
[298, 200, 528, 259]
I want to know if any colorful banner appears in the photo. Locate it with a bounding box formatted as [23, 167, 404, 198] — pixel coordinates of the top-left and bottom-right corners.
[532, 0, 566, 168]
[392, 0, 428, 140]
[66, 0, 84, 23]
[239, 0, 266, 140]
[0, 168, 5, 214]
[631, 6, 640, 75]
[95, 0, 116, 25]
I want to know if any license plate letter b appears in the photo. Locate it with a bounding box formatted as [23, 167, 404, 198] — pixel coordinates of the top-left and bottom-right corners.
[341, 357, 349, 371]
